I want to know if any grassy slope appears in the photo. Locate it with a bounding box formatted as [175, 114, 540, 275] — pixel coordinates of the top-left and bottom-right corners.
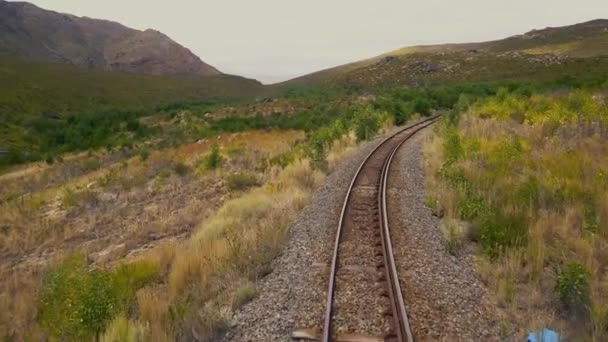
[426, 91, 608, 339]
[0, 55, 263, 157]
[0, 55, 262, 121]
[276, 20, 608, 89]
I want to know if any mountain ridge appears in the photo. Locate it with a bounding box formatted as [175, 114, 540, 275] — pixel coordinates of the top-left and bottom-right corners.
[277, 18, 608, 88]
[0, 0, 221, 76]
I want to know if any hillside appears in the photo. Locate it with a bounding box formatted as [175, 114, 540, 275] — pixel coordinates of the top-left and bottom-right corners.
[0, 55, 262, 162]
[0, 0, 220, 76]
[279, 19, 608, 89]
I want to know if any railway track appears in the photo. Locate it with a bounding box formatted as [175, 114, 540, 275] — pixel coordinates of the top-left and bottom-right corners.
[316, 115, 439, 342]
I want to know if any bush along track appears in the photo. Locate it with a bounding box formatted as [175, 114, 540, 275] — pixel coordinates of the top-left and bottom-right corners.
[425, 88, 608, 339]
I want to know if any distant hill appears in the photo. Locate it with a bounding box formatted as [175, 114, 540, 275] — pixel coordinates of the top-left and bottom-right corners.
[0, 55, 261, 121]
[0, 55, 262, 160]
[279, 19, 608, 89]
[0, 0, 220, 76]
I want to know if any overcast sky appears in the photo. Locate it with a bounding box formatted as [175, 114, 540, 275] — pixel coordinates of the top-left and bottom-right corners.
[22, 0, 608, 84]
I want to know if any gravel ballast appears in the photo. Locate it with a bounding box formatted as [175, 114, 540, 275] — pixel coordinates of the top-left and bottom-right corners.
[222, 135, 387, 342]
[387, 130, 504, 341]
[224, 127, 505, 341]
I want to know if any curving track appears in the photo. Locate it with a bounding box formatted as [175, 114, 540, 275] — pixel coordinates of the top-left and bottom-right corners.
[321, 115, 439, 342]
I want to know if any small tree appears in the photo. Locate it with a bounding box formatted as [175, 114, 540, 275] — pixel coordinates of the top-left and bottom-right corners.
[353, 107, 381, 141]
[40, 254, 115, 340]
[309, 136, 328, 171]
[556, 262, 590, 314]
[203, 144, 224, 170]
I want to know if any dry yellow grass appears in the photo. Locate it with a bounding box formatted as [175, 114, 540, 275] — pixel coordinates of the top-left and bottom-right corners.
[157, 127, 377, 340]
[0, 129, 303, 340]
[425, 91, 608, 339]
[0, 116, 385, 340]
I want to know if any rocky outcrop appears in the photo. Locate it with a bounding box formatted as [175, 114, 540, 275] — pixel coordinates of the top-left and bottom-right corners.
[0, 1, 220, 76]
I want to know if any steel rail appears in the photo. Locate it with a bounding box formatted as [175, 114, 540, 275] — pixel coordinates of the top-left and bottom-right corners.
[321, 115, 439, 342]
[378, 120, 437, 341]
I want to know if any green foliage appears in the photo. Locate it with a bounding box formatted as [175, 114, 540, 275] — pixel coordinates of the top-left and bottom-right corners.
[225, 172, 258, 191]
[200, 144, 224, 171]
[40, 254, 115, 340]
[412, 98, 432, 115]
[39, 254, 159, 340]
[438, 164, 469, 189]
[111, 261, 160, 313]
[353, 107, 381, 141]
[267, 150, 297, 169]
[515, 176, 540, 209]
[308, 135, 329, 171]
[205, 109, 340, 136]
[457, 194, 486, 220]
[125, 119, 141, 132]
[443, 129, 464, 165]
[556, 262, 590, 313]
[138, 149, 150, 162]
[477, 211, 527, 258]
[583, 205, 600, 234]
[304, 119, 347, 170]
[0, 54, 262, 167]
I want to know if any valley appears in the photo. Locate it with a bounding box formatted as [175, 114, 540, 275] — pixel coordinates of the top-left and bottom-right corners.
[1, 1, 608, 341]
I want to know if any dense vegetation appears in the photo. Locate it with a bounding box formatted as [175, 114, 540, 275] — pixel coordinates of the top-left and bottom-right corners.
[40, 254, 159, 340]
[427, 87, 608, 339]
[0, 55, 261, 165]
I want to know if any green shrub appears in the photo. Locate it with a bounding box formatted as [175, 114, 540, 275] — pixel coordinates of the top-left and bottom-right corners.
[515, 176, 540, 209]
[268, 151, 296, 169]
[413, 98, 432, 115]
[200, 144, 224, 171]
[457, 194, 486, 220]
[477, 211, 527, 258]
[39, 254, 159, 340]
[125, 119, 141, 132]
[139, 149, 150, 162]
[353, 107, 381, 141]
[583, 205, 600, 233]
[40, 254, 115, 340]
[225, 172, 258, 191]
[556, 262, 590, 313]
[308, 136, 328, 171]
[443, 129, 463, 165]
[438, 164, 469, 189]
[111, 261, 160, 312]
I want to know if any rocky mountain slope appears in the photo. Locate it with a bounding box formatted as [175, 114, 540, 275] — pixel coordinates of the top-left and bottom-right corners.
[0, 0, 220, 76]
[279, 19, 608, 88]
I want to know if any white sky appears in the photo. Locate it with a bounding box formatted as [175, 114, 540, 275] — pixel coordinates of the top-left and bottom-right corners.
[19, 0, 608, 84]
